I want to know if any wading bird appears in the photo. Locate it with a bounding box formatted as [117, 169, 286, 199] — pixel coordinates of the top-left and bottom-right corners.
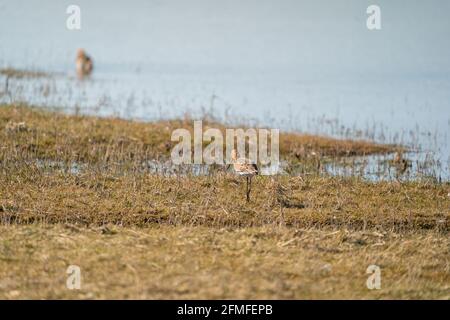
[76, 49, 93, 79]
[231, 149, 259, 202]
[393, 151, 411, 175]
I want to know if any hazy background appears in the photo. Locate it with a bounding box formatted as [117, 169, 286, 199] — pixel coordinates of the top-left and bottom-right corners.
[1, 0, 449, 177]
[2, 0, 450, 75]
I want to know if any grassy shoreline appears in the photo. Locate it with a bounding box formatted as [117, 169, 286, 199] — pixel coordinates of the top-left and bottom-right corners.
[1, 104, 447, 231]
[0, 103, 448, 299]
[0, 103, 397, 164]
[1, 172, 448, 232]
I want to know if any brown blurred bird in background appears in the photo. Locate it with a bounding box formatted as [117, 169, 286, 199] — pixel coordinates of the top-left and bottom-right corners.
[393, 151, 411, 175]
[76, 49, 93, 79]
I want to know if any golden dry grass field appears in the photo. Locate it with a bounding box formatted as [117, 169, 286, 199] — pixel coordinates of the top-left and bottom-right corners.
[0, 104, 449, 299]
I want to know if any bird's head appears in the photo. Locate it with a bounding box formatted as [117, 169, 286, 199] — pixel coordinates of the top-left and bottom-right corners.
[76, 48, 86, 58]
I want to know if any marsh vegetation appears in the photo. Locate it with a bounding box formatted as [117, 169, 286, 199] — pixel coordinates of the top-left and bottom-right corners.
[0, 103, 448, 299]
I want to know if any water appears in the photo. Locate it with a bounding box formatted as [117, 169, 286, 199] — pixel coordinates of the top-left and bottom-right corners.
[1, 0, 449, 180]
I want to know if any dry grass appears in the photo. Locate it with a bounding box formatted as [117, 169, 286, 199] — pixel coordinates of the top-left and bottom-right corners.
[0, 225, 448, 299]
[0, 104, 447, 299]
[0, 104, 396, 166]
[0, 171, 448, 232]
[0, 68, 51, 79]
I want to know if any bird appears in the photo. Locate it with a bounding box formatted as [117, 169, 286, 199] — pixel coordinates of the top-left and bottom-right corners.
[76, 49, 93, 79]
[231, 149, 259, 202]
[393, 151, 411, 175]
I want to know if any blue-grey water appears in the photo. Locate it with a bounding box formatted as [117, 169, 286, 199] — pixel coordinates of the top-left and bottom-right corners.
[1, 0, 449, 180]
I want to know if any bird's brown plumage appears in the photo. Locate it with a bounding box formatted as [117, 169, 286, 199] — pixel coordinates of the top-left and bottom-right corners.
[230, 149, 259, 202]
[76, 49, 93, 78]
[231, 149, 259, 176]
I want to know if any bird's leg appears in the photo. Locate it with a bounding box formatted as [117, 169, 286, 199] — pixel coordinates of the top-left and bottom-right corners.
[246, 176, 250, 202]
